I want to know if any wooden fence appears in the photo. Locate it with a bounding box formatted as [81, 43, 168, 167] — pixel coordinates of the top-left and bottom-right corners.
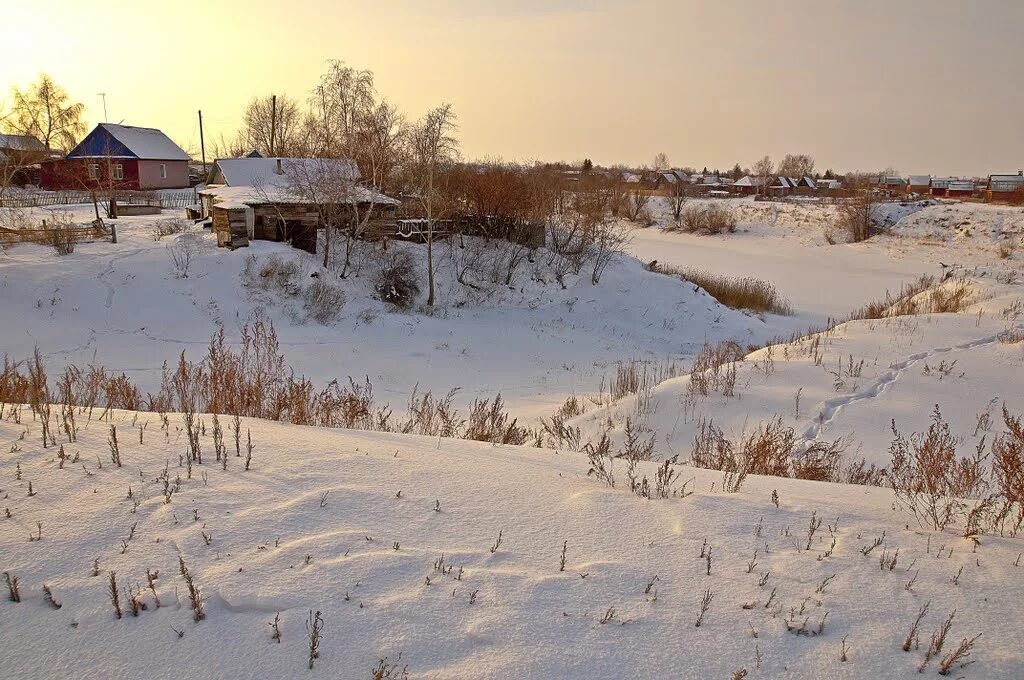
[0, 189, 197, 210]
[0, 222, 111, 247]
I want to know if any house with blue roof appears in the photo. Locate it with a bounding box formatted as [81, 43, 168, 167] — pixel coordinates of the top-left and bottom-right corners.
[41, 123, 191, 190]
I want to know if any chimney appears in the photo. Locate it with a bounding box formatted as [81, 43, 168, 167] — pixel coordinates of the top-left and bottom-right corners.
[274, 159, 283, 175]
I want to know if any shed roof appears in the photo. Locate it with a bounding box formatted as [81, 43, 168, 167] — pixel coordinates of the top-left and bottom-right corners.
[908, 175, 931, 186]
[200, 183, 398, 207]
[210, 157, 359, 188]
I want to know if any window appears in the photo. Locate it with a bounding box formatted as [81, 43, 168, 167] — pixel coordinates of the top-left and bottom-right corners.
[88, 164, 100, 180]
[160, 163, 167, 179]
[112, 164, 124, 181]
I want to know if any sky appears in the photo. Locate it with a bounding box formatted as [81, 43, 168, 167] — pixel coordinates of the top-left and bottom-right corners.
[2, 0, 1022, 177]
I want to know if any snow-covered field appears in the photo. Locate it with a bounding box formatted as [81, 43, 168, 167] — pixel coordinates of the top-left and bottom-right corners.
[2, 409, 1023, 679]
[2, 195, 1024, 678]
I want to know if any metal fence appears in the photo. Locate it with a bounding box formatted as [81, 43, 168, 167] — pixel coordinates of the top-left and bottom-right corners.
[0, 189, 197, 209]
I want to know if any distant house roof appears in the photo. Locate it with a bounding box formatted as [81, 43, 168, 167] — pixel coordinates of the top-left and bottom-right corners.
[988, 173, 1024, 191]
[772, 176, 797, 189]
[908, 175, 931, 187]
[244, 149, 264, 158]
[948, 180, 975, 192]
[817, 179, 841, 189]
[0, 133, 47, 152]
[66, 124, 190, 161]
[658, 171, 678, 184]
[797, 176, 816, 189]
[733, 175, 766, 187]
[930, 177, 954, 188]
[208, 157, 359, 188]
[621, 171, 641, 183]
[877, 176, 907, 186]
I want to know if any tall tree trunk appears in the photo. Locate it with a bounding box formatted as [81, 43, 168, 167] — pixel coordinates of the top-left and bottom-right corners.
[426, 169, 436, 308]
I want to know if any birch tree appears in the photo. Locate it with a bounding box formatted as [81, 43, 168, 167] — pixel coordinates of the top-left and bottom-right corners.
[409, 104, 458, 308]
[4, 74, 86, 152]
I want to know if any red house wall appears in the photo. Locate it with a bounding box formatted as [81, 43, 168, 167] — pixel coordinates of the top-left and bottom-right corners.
[40, 159, 141, 191]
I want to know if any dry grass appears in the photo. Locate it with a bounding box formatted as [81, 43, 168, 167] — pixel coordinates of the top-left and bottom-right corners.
[690, 416, 854, 484]
[651, 263, 791, 315]
[849, 275, 973, 320]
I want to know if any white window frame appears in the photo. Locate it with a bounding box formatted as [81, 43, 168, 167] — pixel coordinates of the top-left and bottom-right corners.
[160, 163, 167, 179]
[112, 164, 124, 181]
[88, 163, 100, 180]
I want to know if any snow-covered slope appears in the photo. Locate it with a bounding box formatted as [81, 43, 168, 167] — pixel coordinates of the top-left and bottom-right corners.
[2, 408, 1021, 679]
[0, 206, 769, 421]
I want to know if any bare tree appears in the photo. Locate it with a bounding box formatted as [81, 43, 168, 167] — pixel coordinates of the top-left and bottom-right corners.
[308, 61, 375, 159]
[777, 153, 815, 179]
[4, 74, 86, 152]
[627, 188, 650, 222]
[408, 104, 459, 308]
[652, 152, 670, 171]
[837, 179, 880, 243]
[752, 156, 774, 196]
[242, 94, 302, 157]
[668, 176, 692, 224]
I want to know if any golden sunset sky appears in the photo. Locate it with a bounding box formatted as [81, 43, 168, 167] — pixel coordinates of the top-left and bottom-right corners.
[3, 0, 1022, 175]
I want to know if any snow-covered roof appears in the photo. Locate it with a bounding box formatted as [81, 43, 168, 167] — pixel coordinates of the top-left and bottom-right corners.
[210, 157, 359, 188]
[733, 175, 766, 187]
[97, 124, 190, 161]
[0, 133, 46, 152]
[201, 183, 398, 207]
[948, 180, 975, 191]
[878, 176, 907, 186]
[930, 177, 954, 188]
[772, 176, 796, 189]
[659, 171, 678, 183]
[621, 172, 641, 183]
[908, 175, 931, 187]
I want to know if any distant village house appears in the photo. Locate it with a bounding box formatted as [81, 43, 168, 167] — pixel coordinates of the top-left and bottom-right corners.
[40, 124, 190, 191]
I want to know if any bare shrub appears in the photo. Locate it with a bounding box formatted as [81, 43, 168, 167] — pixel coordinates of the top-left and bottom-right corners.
[836, 191, 879, 243]
[374, 251, 420, 309]
[590, 220, 631, 285]
[167, 237, 198, 279]
[703, 204, 737, 234]
[242, 253, 302, 294]
[152, 218, 189, 241]
[303, 278, 345, 323]
[888, 406, 989, 531]
[991, 406, 1024, 535]
[50, 223, 76, 255]
[674, 204, 737, 235]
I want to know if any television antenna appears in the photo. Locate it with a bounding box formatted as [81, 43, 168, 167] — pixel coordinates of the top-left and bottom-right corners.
[97, 93, 109, 122]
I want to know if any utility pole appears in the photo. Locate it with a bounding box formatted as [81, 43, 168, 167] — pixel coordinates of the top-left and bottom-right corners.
[269, 94, 277, 156]
[198, 109, 207, 177]
[97, 92, 109, 122]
